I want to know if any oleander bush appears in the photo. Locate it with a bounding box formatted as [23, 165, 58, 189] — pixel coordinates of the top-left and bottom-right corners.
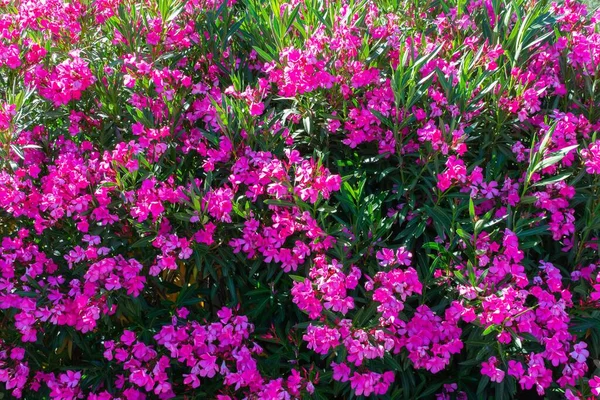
[2, 0, 600, 398]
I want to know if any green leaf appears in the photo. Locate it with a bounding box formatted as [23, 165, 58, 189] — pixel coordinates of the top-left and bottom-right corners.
[482, 324, 497, 336]
[252, 45, 274, 62]
[534, 145, 578, 172]
[531, 171, 572, 187]
[516, 224, 549, 238]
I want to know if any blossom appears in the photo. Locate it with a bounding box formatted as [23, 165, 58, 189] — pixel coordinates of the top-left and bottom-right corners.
[481, 357, 505, 383]
[581, 140, 600, 174]
[590, 376, 600, 396]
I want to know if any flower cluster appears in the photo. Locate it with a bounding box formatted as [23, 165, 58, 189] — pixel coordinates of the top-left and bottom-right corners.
[2, 0, 600, 398]
[27, 52, 95, 107]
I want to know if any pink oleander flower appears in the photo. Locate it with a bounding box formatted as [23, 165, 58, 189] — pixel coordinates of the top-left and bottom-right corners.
[589, 375, 600, 396]
[481, 356, 505, 383]
[28, 53, 95, 107]
[581, 140, 600, 174]
[331, 362, 351, 382]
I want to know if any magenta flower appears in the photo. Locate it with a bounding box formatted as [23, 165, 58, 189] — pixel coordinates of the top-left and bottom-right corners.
[481, 357, 505, 383]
